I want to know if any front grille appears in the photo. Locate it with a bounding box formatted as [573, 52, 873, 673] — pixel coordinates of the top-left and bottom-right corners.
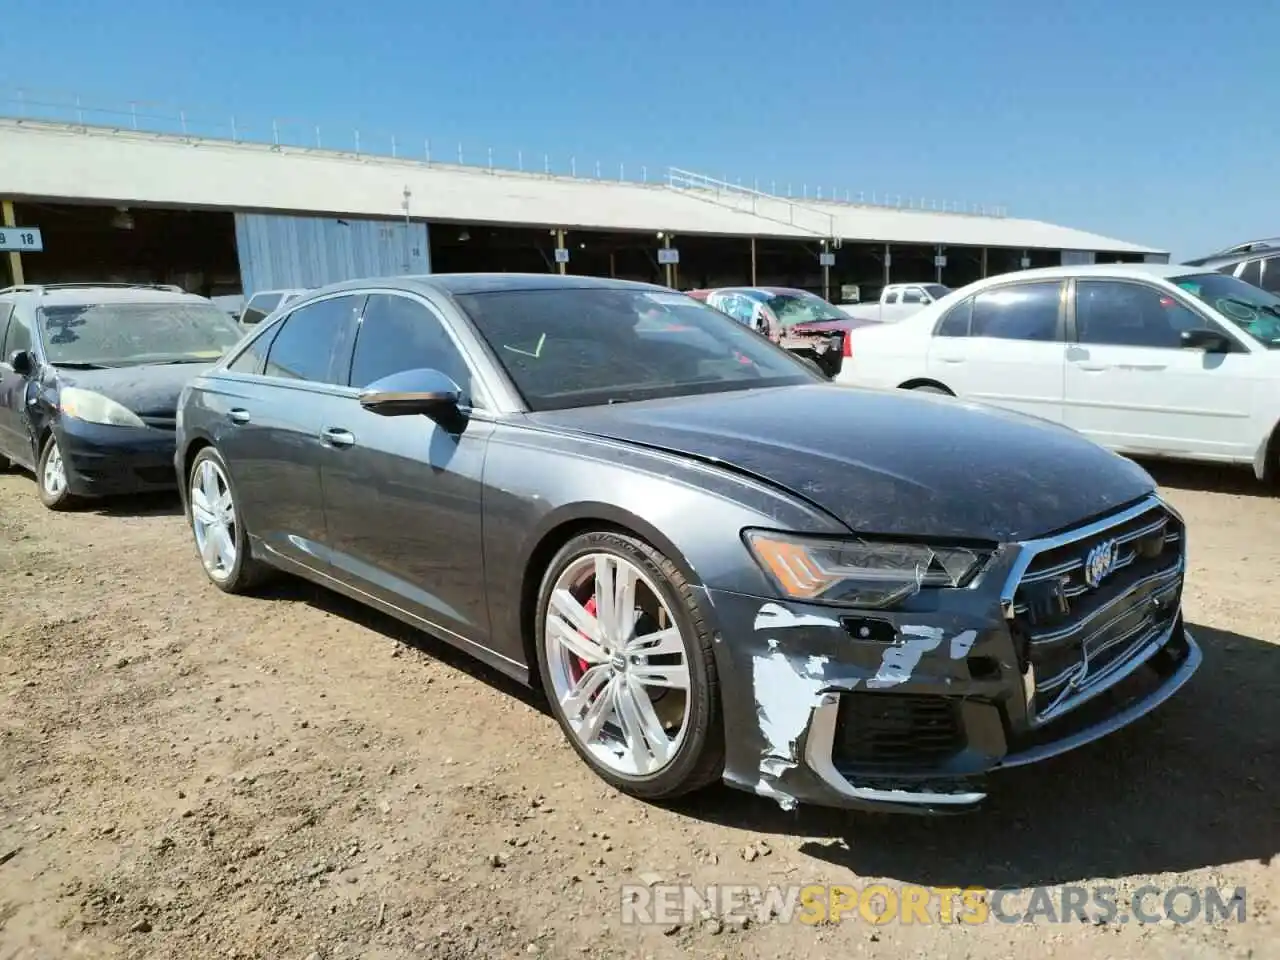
[1011, 499, 1184, 724]
[831, 693, 965, 772]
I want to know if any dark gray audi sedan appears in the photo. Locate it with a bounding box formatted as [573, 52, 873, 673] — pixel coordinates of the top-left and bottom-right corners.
[174, 273, 1200, 814]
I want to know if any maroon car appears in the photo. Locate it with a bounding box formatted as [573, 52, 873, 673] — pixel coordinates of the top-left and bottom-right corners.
[686, 286, 871, 377]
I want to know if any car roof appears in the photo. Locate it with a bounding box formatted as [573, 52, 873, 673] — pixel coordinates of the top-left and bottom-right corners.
[1180, 250, 1267, 270]
[4, 285, 213, 307]
[966, 263, 1217, 284]
[306, 272, 670, 300]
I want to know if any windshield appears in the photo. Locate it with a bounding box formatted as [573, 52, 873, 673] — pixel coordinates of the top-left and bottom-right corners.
[923, 284, 951, 300]
[37, 301, 245, 367]
[455, 287, 821, 411]
[764, 291, 847, 327]
[1169, 273, 1280, 348]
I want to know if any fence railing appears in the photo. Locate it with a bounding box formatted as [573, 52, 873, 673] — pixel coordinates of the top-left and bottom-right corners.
[0, 87, 1007, 218]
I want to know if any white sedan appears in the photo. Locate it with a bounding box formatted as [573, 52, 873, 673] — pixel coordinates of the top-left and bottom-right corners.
[837, 263, 1280, 479]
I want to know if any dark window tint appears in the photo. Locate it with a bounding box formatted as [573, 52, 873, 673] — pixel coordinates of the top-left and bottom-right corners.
[971, 282, 1062, 341]
[1260, 256, 1280, 296]
[227, 330, 272, 375]
[264, 296, 359, 383]
[349, 294, 471, 392]
[3, 307, 33, 356]
[1075, 281, 1205, 349]
[0, 303, 13, 356]
[901, 287, 925, 305]
[1238, 259, 1262, 287]
[935, 299, 971, 337]
[883, 290, 900, 304]
[242, 293, 282, 327]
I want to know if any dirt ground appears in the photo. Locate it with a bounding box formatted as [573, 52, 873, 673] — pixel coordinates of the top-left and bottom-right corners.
[0, 460, 1275, 960]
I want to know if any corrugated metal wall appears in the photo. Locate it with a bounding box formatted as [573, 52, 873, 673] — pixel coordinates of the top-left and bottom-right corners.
[1060, 250, 1097, 266]
[234, 212, 430, 296]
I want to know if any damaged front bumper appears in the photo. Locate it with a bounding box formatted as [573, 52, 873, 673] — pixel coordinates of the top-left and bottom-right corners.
[703, 495, 1201, 814]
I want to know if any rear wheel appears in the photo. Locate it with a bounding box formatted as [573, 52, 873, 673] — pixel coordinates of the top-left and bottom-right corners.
[37, 435, 80, 510]
[535, 530, 724, 801]
[187, 446, 273, 593]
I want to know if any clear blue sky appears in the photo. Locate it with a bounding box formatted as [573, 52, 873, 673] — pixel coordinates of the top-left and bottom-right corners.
[3, 0, 1276, 259]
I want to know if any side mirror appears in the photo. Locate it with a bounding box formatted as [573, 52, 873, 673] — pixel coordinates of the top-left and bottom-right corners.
[358, 368, 465, 418]
[1180, 328, 1232, 353]
[9, 350, 33, 377]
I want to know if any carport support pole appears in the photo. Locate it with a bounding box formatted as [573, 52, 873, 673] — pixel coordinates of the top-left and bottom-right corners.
[556, 229, 566, 275]
[822, 240, 831, 302]
[664, 234, 674, 288]
[750, 236, 757, 285]
[981, 247, 989, 279]
[2, 201, 22, 286]
[883, 243, 891, 286]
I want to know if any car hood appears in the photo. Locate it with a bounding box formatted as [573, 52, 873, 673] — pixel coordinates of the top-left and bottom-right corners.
[528, 384, 1156, 542]
[55, 362, 215, 415]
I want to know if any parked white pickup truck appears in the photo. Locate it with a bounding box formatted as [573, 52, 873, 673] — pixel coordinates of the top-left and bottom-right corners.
[842, 282, 951, 323]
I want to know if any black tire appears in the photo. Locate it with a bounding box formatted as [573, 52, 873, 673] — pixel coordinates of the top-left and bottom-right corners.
[36, 434, 82, 511]
[534, 530, 725, 801]
[186, 445, 275, 594]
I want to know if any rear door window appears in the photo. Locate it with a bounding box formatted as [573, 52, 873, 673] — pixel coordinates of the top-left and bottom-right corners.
[970, 282, 1063, 342]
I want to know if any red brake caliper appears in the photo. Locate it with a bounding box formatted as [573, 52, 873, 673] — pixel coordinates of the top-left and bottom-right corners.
[572, 595, 598, 679]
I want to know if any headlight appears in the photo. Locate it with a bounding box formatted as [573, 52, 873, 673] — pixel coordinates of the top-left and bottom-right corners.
[59, 387, 146, 428]
[744, 529, 990, 608]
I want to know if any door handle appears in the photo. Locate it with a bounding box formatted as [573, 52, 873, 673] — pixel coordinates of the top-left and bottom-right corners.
[321, 427, 356, 448]
[935, 356, 964, 364]
[1074, 364, 1108, 372]
[228, 408, 251, 424]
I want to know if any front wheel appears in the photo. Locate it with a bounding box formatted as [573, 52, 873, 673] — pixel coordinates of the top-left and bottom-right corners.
[187, 446, 273, 593]
[37, 435, 80, 510]
[534, 530, 724, 801]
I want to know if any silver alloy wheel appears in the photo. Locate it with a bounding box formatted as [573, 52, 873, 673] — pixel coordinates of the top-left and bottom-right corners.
[42, 441, 67, 497]
[190, 459, 238, 582]
[545, 552, 692, 778]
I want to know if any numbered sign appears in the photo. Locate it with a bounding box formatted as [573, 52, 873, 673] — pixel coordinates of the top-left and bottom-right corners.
[554, 248, 569, 263]
[933, 255, 947, 268]
[0, 227, 43, 252]
[657, 248, 680, 265]
[819, 252, 836, 267]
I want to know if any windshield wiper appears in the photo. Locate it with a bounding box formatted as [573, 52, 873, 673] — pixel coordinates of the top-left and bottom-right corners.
[51, 360, 109, 369]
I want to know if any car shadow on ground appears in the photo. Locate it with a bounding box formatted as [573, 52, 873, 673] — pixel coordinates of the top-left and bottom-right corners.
[253, 575, 546, 712]
[85, 491, 184, 518]
[1139, 458, 1276, 499]
[671, 622, 1277, 888]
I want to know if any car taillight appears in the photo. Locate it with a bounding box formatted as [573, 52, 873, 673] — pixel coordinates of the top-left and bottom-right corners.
[842, 333, 853, 358]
